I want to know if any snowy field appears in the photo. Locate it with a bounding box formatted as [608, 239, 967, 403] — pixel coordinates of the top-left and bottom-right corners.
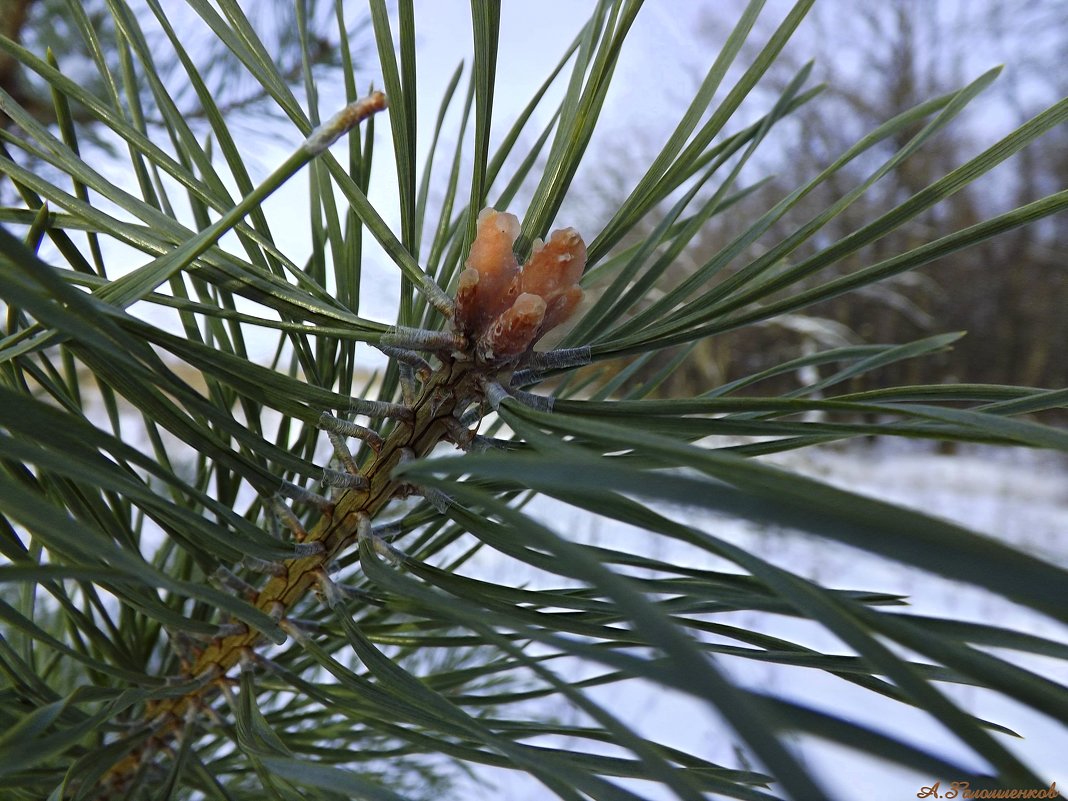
[466, 441, 1068, 800]
[763, 442, 1068, 798]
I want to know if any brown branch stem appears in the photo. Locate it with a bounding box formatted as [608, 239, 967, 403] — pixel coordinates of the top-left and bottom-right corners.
[98, 356, 482, 796]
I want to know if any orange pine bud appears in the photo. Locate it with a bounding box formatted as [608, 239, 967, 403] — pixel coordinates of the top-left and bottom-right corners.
[454, 208, 586, 363]
[478, 292, 546, 361]
[540, 284, 584, 335]
[453, 208, 521, 336]
[520, 228, 586, 300]
[518, 227, 585, 344]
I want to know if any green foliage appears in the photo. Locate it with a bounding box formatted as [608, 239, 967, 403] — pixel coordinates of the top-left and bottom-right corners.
[0, 1, 1065, 799]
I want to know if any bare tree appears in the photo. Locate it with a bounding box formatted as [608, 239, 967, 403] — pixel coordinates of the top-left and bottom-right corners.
[603, 0, 1066, 396]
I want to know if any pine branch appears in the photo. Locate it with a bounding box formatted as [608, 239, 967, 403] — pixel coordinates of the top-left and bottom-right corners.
[97, 209, 588, 796]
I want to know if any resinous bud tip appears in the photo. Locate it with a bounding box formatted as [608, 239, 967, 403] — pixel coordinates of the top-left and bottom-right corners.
[454, 208, 585, 364]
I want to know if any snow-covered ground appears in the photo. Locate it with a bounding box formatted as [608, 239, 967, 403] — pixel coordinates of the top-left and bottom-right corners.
[466, 441, 1068, 800]
[762, 442, 1068, 799]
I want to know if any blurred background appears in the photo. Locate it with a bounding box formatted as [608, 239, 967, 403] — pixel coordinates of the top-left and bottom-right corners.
[566, 0, 1067, 399]
[3, 0, 1065, 397]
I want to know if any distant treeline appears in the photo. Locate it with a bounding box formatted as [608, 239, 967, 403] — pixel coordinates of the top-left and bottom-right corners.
[592, 0, 1066, 403]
